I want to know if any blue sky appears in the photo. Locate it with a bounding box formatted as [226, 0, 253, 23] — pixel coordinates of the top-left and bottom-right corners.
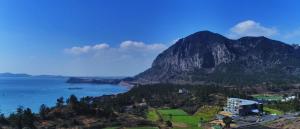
[0, 0, 300, 76]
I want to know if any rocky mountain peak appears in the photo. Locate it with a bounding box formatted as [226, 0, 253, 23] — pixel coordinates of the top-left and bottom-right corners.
[135, 31, 300, 85]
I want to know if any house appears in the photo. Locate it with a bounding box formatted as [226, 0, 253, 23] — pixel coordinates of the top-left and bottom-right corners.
[178, 88, 189, 94]
[223, 98, 263, 116]
[281, 96, 296, 102]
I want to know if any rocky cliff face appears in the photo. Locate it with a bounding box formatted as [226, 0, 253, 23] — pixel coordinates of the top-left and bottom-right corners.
[135, 31, 300, 85]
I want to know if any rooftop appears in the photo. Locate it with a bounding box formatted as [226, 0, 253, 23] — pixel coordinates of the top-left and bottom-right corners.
[228, 98, 260, 105]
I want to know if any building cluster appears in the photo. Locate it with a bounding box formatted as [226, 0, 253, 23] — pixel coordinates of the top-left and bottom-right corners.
[281, 96, 296, 102]
[210, 98, 263, 128]
[223, 98, 263, 116]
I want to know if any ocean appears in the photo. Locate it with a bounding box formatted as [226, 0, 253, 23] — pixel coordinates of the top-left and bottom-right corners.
[0, 77, 128, 115]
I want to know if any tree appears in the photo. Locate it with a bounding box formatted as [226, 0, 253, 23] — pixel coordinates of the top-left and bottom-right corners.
[39, 104, 50, 120]
[0, 113, 8, 125]
[222, 116, 233, 128]
[67, 95, 79, 110]
[166, 120, 172, 128]
[198, 117, 204, 127]
[168, 114, 173, 121]
[22, 108, 35, 129]
[56, 97, 64, 108]
[8, 107, 36, 129]
[8, 113, 22, 129]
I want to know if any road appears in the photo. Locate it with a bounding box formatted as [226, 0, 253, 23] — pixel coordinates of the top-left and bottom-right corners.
[235, 113, 299, 128]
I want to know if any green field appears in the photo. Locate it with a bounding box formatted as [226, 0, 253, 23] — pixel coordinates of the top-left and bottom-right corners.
[252, 94, 283, 101]
[151, 106, 219, 128]
[108, 107, 219, 129]
[194, 106, 220, 122]
[158, 108, 199, 127]
[263, 107, 284, 115]
[158, 109, 188, 116]
[147, 108, 160, 121]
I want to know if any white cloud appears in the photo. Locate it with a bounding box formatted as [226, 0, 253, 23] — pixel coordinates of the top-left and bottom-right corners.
[228, 20, 278, 38]
[65, 41, 166, 55]
[64, 43, 110, 55]
[120, 41, 145, 49]
[120, 40, 166, 51]
[63, 41, 167, 76]
[93, 43, 110, 50]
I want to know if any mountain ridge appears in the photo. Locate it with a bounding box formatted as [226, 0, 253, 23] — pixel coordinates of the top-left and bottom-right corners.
[134, 31, 300, 85]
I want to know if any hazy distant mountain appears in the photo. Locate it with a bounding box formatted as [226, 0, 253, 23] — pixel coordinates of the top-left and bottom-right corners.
[0, 73, 66, 78]
[0, 73, 32, 77]
[135, 31, 300, 85]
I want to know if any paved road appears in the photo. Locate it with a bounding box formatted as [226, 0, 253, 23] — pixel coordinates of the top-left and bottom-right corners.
[235, 113, 299, 128]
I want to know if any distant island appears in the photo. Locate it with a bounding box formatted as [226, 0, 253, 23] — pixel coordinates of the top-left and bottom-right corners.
[0, 72, 66, 78]
[0, 72, 32, 77]
[66, 77, 122, 84]
[0, 72, 134, 87]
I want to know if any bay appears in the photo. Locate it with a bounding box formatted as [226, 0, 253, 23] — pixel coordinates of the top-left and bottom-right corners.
[0, 77, 128, 115]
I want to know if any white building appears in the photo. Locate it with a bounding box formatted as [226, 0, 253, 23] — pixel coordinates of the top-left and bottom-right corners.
[281, 96, 296, 102]
[223, 98, 263, 116]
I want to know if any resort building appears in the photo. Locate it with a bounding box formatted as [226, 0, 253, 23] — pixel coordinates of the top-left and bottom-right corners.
[281, 95, 296, 102]
[223, 98, 263, 116]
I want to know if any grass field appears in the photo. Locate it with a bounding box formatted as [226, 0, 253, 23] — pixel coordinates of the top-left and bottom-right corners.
[263, 107, 284, 115]
[147, 108, 160, 121]
[158, 109, 188, 116]
[158, 108, 199, 127]
[112, 106, 219, 129]
[155, 107, 219, 128]
[252, 94, 283, 101]
[194, 106, 220, 122]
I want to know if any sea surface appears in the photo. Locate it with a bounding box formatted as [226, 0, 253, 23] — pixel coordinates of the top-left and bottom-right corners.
[0, 77, 128, 115]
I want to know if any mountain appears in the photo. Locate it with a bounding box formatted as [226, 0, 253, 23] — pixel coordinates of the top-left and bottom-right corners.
[135, 31, 300, 85]
[0, 73, 68, 78]
[0, 73, 32, 77]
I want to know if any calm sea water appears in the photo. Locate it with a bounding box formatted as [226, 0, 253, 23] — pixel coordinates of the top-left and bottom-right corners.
[0, 77, 128, 115]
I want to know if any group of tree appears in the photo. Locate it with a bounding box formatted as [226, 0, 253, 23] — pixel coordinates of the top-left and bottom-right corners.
[92, 84, 251, 114]
[266, 99, 300, 113]
[0, 107, 35, 129]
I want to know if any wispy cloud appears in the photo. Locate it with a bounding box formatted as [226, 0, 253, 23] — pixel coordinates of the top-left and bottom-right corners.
[120, 40, 166, 51]
[64, 41, 166, 55]
[63, 41, 167, 76]
[64, 43, 110, 55]
[228, 20, 278, 38]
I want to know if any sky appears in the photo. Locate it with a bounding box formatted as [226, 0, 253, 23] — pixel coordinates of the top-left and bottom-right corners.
[0, 0, 300, 76]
